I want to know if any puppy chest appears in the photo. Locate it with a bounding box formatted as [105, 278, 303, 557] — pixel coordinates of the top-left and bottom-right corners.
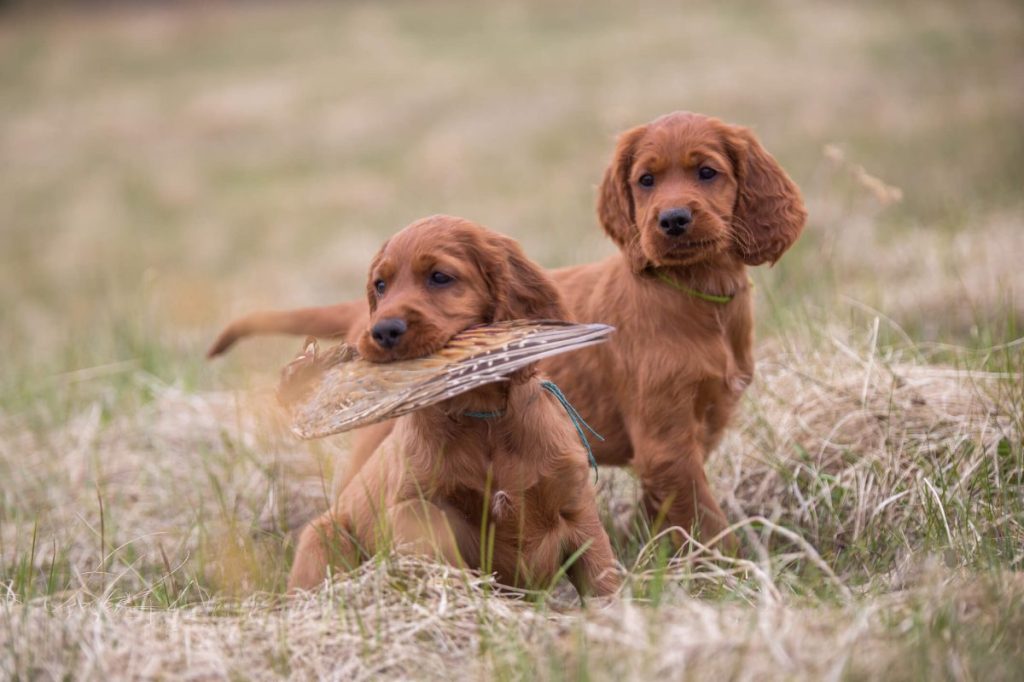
[634, 340, 733, 396]
[448, 484, 564, 534]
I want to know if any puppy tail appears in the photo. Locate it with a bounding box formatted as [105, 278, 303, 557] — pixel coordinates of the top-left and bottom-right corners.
[206, 299, 366, 358]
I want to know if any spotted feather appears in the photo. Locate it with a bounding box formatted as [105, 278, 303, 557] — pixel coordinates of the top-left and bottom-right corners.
[283, 320, 614, 439]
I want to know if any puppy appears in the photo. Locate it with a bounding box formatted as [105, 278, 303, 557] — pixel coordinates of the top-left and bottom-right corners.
[285, 215, 620, 597]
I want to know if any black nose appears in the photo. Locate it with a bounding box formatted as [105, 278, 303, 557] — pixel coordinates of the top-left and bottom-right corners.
[658, 207, 693, 236]
[371, 318, 407, 349]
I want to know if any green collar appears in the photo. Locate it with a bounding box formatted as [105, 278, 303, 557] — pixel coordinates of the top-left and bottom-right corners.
[653, 270, 738, 304]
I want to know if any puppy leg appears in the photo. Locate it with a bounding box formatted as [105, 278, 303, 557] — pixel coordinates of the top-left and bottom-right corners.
[567, 504, 622, 597]
[331, 420, 396, 499]
[288, 510, 362, 592]
[387, 499, 478, 569]
[632, 434, 738, 554]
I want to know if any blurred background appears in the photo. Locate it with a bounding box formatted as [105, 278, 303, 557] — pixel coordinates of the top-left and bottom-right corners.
[1, 0, 1021, 401]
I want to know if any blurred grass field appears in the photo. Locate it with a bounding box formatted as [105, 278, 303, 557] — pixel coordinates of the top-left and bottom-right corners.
[1, 1, 1022, 679]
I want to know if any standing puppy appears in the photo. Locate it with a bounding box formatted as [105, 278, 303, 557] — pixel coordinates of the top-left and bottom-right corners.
[211, 113, 806, 551]
[551, 112, 805, 550]
[286, 216, 620, 596]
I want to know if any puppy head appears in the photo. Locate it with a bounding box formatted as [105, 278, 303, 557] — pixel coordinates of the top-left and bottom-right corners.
[598, 111, 807, 272]
[357, 215, 566, 362]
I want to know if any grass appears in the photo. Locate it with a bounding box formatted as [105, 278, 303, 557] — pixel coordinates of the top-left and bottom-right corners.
[1, 0, 1022, 679]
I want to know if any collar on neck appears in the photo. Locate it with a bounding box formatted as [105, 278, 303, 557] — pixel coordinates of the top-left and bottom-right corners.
[462, 381, 601, 482]
[462, 409, 506, 420]
[453, 383, 510, 421]
[652, 270, 745, 304]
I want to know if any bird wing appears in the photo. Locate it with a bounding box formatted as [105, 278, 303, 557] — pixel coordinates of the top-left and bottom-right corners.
[286, 320, 613, 439]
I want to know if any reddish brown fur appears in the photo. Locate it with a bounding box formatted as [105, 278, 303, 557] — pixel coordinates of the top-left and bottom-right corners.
[213, 112, 806, 552]
[286, 216, 620, 596]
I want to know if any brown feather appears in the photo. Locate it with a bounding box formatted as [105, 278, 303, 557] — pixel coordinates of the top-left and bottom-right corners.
[283, 320, 613, 439]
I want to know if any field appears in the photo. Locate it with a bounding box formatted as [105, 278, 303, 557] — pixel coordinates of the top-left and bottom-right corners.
[1, 0, 1022, 679]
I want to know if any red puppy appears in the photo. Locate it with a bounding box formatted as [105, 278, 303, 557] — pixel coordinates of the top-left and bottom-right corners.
[285, 216, 620, 596]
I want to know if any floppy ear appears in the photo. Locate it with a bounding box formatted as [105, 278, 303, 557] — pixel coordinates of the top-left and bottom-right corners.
[483, 234, 567, 322]
[364, 239, 389, 313]
[597, 125, 648, 273]
[726, 126, 807, 266]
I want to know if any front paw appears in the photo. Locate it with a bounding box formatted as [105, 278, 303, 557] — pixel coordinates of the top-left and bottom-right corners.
[287, 514, 333, 593]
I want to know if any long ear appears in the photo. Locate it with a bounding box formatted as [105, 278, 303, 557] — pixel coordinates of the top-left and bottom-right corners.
[597, 125, 648, 273]
[486, 234, 567, 322]
[726, 126, 807, 265]
[364, 239, 389, 312]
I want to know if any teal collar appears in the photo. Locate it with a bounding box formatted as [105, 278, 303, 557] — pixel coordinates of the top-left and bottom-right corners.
[462, 409, 506, 419]
[463, 381, 602, 481]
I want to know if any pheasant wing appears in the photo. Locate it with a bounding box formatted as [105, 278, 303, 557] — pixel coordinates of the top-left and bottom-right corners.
[287, 320, 613, 439]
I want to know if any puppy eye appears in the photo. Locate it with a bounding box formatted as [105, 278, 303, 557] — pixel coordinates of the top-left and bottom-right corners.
[374, 279, 386, 295]
[638, 173, 655, 188]
[698, 166, 718, 180]
[428, 271, 454, 286]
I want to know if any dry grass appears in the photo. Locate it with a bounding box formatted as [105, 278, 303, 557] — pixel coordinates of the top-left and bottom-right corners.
[1, 0, 1022, 679]
[732, 332, 1019, 540]
[2, 327, 1021, 679]
[6, 560, 1023, 681]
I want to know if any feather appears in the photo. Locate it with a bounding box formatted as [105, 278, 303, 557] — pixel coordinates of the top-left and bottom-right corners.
[283, 320, 613, 439]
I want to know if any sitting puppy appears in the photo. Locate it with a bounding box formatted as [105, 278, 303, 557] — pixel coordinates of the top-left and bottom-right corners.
[285, 215, 620, 597]
[211, 112, 807, 552]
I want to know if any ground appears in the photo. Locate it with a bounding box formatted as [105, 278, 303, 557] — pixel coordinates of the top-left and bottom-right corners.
[1, 1, 1022, 679]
